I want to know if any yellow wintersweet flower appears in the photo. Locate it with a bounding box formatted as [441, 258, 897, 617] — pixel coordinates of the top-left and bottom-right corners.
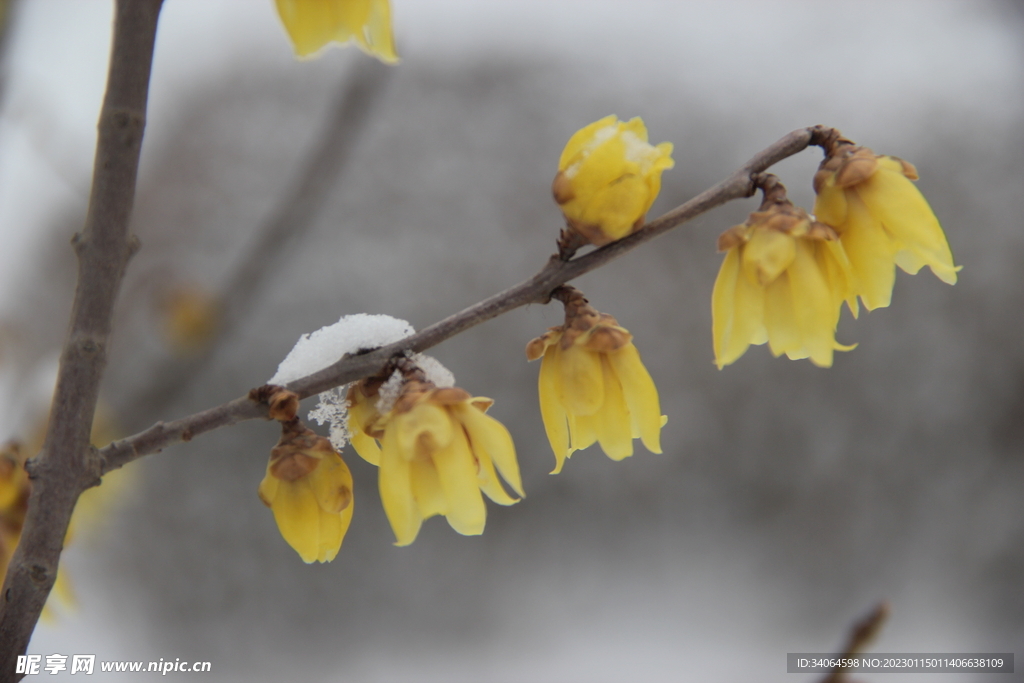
[813, 139, 959, 310]
[553, 115, 674, 247]
[258, 420, 354, 563]
[373, 380, 522, 546]
[712, 195, 857, 369]
[526, 288, 664, 473]
[275, 0, 398, 63]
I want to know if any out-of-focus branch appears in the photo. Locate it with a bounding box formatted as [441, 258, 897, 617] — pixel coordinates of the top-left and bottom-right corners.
[97, 124, 835, 474]
[819, 602, 890, 683]
[0, 0, 163, 675]
[128, 59, 393, 423]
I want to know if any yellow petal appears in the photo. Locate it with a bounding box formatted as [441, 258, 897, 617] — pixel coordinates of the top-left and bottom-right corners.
[858, 164, 959, 284]
[275, 0, 398, 63]
[379, 428, 421, 546]
[640, 142, 675, 216]
[316, 500, 353, 563]
[787, 240, 838, 367]
[538, 346, 571, 473]
[270, 479, 321, 563]
[396, 402, 453, 461]
[456, 403, 523, 499]
[763, 274, 803, 359]
[568, 130, 631, 191]
[410, 457, 447, 519]
[558, 115, 617, 170]
[577, 174, 649, 241]
[842, 193, 896, 310]
[569, 412, 599, 453]
[813, 182, 848, 226]
[257, 468, 280, 507]
[712, 247, 765, 368]
[819, 239, 859, 318]
[593, 355, 633, 460]
[607, 343, 663, 454]
[358, 0, 399, 63]
[310, 451, 353, 514]
[742, 228, 796, 286]
[472, 441, 520, 506]
[349, 430, 381, 466]
[560, 345, 605, 415]
[432, 425, 486, 537]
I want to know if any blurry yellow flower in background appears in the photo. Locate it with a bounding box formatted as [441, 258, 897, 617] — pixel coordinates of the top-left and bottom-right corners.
[0, 443, 29, 582]
[553, 115, 674, 247]
[372, 380, 522, 546]
[258, 420, 354, 563]
[160, 285, 221, 357]
[712, 194, 856, 369]
[275, 0, 399, 63]
[0, 442, 75, 618]
[813, 141, 959, 310]
[526, 288, 664, 473]
[0, 404, 127, 618]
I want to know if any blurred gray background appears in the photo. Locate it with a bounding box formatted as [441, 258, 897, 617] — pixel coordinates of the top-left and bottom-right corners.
[0, 1, 1022, 681]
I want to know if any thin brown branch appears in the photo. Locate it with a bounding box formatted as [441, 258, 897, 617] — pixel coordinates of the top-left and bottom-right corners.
[0, 0, 163, 676]
[98, 124, 832, 475]
[819, 601, 890, 683]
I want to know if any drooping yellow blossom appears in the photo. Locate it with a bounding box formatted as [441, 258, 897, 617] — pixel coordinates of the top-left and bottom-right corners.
[258, 419, 354, 563]
[813, 139, 960, 311]
[366, 380, 522, 547]
[275, 0, 398, 63]
[526, 289, 664, 473]
[553, 115, 674, 247]
[712, 195, 857, 369]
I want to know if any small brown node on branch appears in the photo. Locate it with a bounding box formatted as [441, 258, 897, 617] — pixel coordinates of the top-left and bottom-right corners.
[556, 225, 589, 261]
[808, 125, 854, 158]
[249, 384, 300, 422]
[29, 564, 50, 585]
[127, 234, 142, 258]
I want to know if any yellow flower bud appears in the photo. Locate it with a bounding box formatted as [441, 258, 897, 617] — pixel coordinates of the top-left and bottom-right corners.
[275, 0, 399, 63]
[527, 290, 665, 473]
[553, 115, 674, 247]
[813, 140, 960, 310]
[258, 420, 354, 563]
[712, 201, 856, 369]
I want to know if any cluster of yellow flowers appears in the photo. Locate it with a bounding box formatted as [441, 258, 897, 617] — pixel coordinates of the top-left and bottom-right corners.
[260, 4, 675, 561]
[261, 3, 958, 562]
[713, 133, 960, 368]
